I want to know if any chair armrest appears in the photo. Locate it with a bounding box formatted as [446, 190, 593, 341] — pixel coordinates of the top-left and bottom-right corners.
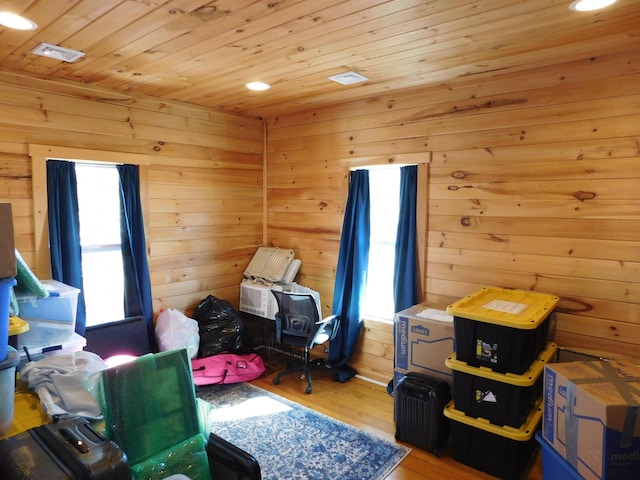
[313, 314, 340, 344]
[315, 314, 339, 325]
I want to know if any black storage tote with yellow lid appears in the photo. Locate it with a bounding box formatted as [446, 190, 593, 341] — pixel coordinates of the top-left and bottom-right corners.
[446, 341, 557, 428]
[446, 287, 559, 374]
[444, 399, 542, 480]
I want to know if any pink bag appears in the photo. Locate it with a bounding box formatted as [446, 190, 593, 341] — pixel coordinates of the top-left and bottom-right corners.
[191, 353, 265, 386]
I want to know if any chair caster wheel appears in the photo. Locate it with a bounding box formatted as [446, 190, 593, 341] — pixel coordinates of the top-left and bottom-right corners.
[305, 386, 312, 394]
[273, 377, 280, 385]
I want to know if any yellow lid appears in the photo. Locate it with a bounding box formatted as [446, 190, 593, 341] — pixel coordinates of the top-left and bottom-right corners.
[444, 398, 542, 441]
[445, 342, 557, 386]
[446, 287, 559, 329]
[9, 316, 29, 335]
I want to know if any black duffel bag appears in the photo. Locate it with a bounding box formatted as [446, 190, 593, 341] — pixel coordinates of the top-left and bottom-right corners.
[192, 295, 250, 358]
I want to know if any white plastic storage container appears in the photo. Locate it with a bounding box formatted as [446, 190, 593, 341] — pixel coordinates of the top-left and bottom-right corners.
[16, 279, 80, 346]
[18, 332, 86, 370]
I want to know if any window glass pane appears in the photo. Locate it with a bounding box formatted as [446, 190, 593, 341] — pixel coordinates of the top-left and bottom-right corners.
[81, 249, 125, 326]
[75, 163, 124, 326]
[362, 167, 400, 320]
[76, 164, 121, 245]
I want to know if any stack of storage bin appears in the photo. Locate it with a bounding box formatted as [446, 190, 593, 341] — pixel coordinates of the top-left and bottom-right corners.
[14, 279, 84, 369]
[443, 287, 559, 480]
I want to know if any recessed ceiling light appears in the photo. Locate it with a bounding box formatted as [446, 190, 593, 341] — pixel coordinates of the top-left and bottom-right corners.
[245, 81, 271, 91]
[0, 12, 38, 30]
[328, 71, 369, 85]
[569, 0, 617, 11]
[31, 42, 85, 62]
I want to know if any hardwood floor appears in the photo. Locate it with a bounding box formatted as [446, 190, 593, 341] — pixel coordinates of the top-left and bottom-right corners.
[251, 370, 544, 480]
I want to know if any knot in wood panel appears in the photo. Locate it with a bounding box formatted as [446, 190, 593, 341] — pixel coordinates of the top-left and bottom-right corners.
[488, 234, 507, 243]
[573, 191, 596, 201]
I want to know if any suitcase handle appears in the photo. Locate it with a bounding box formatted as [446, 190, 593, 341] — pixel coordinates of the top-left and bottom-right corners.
[60, 427, 90, 453]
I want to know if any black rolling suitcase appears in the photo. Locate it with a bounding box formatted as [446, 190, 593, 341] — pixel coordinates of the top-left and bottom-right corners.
[206, 432, 261, 480]
[394, 372, 451, 457]
[0, 415, 129, 479]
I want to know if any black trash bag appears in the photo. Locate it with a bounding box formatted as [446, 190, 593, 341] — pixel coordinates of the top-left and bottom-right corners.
[192, 295, 250, 357]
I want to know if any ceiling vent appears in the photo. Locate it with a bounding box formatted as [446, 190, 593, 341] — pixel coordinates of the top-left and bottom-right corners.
[31, 42, 85, 62]
[328, 71, 369, 85]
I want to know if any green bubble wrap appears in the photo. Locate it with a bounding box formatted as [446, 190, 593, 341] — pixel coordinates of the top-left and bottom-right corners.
[14, 249, 48, 298]
[130, 433, 212, 480]
[100, 349, 204, 466]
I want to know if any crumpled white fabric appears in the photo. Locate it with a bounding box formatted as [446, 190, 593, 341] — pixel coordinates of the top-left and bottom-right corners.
[19, 351, 108, 420]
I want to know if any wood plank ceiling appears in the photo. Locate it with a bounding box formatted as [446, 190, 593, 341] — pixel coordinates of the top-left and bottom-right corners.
[0, 0, 639, 118]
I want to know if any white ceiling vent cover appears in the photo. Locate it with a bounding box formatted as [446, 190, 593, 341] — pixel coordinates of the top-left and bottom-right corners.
[31, 42, 85, 62]
[328, 71, 369, 85]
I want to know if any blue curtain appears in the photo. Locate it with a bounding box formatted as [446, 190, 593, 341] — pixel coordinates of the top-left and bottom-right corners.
[329, 169, 370, 380]
[47, 160, 87, 335]
[117, 165, 155, 351]
[393, 165, 420, 312]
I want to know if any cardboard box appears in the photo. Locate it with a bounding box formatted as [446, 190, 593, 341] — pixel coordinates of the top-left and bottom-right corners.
[542, 359, 640, 480]
[0, 204, 16, 278]
[394, 303, 456, 388]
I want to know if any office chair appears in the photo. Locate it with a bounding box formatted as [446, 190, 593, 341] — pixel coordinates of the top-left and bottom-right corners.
[270, 290, 340, 394]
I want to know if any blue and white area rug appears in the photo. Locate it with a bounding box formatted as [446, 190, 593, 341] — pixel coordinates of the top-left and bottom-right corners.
[197, 382, 411, 480]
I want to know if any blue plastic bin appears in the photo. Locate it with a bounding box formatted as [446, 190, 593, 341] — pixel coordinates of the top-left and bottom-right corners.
[535, 431, 583, 480]
[0, 277, 17, 362]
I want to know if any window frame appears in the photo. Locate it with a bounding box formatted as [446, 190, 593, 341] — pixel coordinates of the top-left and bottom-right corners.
[343, 157, 430, 323]
[29, 144, 150, 279]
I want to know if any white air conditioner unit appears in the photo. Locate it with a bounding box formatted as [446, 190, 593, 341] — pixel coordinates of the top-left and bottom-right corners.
[239, 279, 286, 320]
[239, 280, 323, 321]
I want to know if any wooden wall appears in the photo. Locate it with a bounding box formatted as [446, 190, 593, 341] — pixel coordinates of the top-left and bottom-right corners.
[0, 71, 264, 316]
[265, 48, 640, 384]
[2, 48, 640, 387]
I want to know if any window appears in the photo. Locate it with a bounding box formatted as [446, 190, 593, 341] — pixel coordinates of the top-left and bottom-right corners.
[74, 163, 125, 326]
[30, 144, 151, 336]
[361, 166, 401, 321]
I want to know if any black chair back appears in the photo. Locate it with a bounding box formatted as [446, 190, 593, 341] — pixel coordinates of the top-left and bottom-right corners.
[273, 292, 319, 340]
